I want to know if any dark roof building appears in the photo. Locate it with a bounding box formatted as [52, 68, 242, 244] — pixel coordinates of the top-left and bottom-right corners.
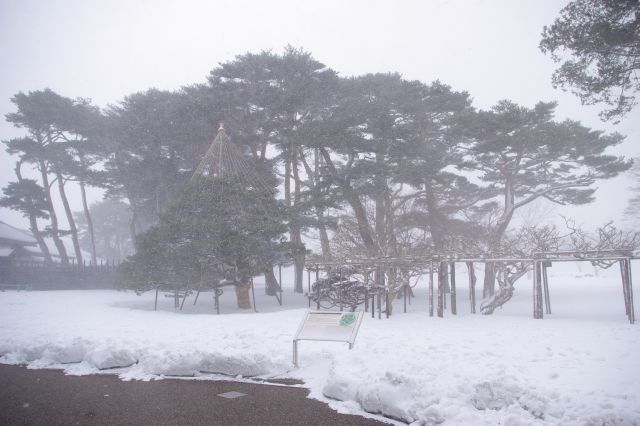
[0, 221, 41, 263]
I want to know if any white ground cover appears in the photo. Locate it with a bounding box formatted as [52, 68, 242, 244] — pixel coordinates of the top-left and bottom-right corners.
[1, 262, 639, 425]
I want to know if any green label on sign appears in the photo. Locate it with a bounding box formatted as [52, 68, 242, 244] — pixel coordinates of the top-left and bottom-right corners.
[340, 313, 356, 326]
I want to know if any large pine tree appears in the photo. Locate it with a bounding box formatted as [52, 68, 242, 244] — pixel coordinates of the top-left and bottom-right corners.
[121, 127, 288, 309]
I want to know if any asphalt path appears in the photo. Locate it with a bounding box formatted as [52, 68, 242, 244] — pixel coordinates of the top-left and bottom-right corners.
[0, 364, 390, 425]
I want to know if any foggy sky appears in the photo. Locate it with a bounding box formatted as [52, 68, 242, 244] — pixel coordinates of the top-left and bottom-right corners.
[1, 0, 638, 230]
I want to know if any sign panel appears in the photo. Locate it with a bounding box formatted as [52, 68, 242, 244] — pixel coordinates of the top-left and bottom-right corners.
[293, 311, 364, 367]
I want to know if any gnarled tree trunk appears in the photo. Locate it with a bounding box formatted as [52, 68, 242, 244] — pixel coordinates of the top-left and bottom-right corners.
[15, 163, 52, 264]
[480, 263, 528, 314]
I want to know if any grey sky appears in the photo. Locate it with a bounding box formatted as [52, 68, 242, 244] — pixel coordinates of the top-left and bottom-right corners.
[1, 0, 638, 230]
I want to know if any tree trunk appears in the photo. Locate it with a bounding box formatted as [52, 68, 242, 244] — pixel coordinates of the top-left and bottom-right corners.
[29, 214, 52, 263]
[291, 149, 305, 293]
[480, 264, 528, 314]
[384, 192, 402, 312]
[300, 149, 332, 260]
[424, 177, 446, 250]
[484, 178, 517, 297]
[480, 282, 514, 315]
[264, 266, 280, 296]
[57, 174, 83, 264]
[15, 163, 52, 264]
[284, 149, 304, 293]
[437, 261, 448, 317]
[375, 152, 386, 253]
[345, 189, 379, 255]
[235, 279, 252, 309]
[79, 180, 97, 264]
[319, 148, 379, 256]
[116, 233, 122, 260]
[314, 149, 332, 260]
[317, 212, 331, 259]
[40, 161, 68, 264]
[483, 263, 496, 298]
[128, 197, 138, 243]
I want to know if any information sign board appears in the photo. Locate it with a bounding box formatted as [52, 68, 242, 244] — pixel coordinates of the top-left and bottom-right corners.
[292, 311, 363, 367]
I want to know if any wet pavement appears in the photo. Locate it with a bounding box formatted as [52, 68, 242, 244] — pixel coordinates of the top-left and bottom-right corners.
[0, 364, 389, 425]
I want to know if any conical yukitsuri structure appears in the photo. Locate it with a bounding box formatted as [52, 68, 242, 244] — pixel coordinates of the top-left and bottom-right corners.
[122, 125, 288, 309]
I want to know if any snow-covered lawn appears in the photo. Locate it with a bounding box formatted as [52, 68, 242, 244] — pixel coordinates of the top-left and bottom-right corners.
[1, 263, 639, 425]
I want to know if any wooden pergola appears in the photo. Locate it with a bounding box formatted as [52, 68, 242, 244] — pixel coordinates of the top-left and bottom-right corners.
[305, 249, 637, 324]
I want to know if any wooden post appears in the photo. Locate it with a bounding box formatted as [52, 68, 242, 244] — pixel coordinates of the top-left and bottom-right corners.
[339, 269, 343, 312]
[307, 267, 311, 308]
[385, 290, 390, 318]
[316, 274, 321, 310]
[542, 261, 551, 314]
[364, 272, 369, 313]
[277, 265, 283, 306]
[620, 259, 630, 318]
[442, 262, 447, 310]
[626, 259, 635, 324]
[403, 283, 407, 313]
[620, 258, 635, 324]
[154, 286, 159, 311]
[450, 262, 457, 315]
[437, 263, 444, 318]
[371, 284, 375, 318]
[376, 266, 382, 319]
[532, 261, 538, 319]
[251, 278, 258, 313]
[534, 261, 544, 319]
[429, 261, 434, 317]
[315, 267, 320, 310]
[467, 262, 476, 314]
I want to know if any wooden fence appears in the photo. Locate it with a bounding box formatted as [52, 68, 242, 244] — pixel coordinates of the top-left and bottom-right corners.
[0, 261, 119, 290]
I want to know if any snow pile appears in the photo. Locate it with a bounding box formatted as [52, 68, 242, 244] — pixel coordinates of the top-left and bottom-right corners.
[321, 315, 640, 424]
[0, 290, 294, 378]
[1, 263, 639, 425]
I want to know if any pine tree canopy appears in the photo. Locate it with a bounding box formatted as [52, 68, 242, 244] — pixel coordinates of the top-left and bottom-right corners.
[540, 0, 640, 121]
[121, 128, 288, 288]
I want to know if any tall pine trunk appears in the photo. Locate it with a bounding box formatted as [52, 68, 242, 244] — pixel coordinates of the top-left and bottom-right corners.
[39, 161, 68, 264]
[79, 180, 97, 264]
[57, 173, 83, 264]
[300, 148, 332, 260]
[77, 156, 97, 264]
[127, 194, 139, 243]
[291, 149, 305, 293]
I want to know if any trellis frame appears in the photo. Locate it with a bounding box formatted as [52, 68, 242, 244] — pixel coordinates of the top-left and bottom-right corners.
[306, 249, 637, 324]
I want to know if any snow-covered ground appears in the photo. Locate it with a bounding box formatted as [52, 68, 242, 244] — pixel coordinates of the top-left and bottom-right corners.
[1, 262, 639, 425]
